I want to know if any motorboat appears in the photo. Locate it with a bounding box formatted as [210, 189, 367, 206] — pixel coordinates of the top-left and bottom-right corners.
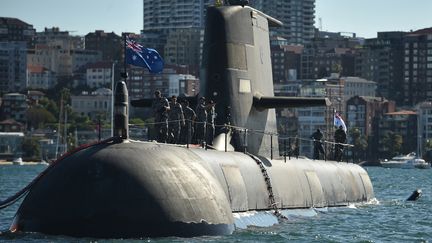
[12, 157, 23, 165]
[381, 152, 431, 169]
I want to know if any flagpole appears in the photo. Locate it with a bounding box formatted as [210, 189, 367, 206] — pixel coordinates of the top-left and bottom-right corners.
[122, 33, 128, 80]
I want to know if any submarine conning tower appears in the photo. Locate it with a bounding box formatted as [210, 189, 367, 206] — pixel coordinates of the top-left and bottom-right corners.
[201, 5, 329, 157]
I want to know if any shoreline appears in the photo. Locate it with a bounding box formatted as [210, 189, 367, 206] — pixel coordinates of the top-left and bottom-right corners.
[0, 161, 48, 165]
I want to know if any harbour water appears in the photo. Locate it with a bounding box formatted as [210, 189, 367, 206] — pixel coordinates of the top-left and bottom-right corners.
[1, 164, 431, 242]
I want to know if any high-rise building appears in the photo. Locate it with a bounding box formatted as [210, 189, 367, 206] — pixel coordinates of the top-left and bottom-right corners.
[164, 28, 203, 75]
[141, 0, 212, 72]
[355, 32, 405, 105]
[142, 0, 212, 33]
[270, 36, 302, 84]
[0, 42, 27, 94]
[0, 17, 35, 48]
[301, 30, 362, 81]
[402, 28, 432, 106]
[250, 0, 315, 45]
[85, 30, 122, 62]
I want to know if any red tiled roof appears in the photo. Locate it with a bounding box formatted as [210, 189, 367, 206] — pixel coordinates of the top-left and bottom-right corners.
[407, 27, 432, 36]
[0, 119, 23, 125]
[27, 65, 48, 73]
[385, 110, 417, 115]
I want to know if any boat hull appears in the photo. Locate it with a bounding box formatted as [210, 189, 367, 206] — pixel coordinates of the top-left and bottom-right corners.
[13, 140, 374, 237]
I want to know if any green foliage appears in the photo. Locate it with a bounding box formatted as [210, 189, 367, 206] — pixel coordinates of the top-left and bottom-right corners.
[26, 107, 56, 129]
[71, 115, 94, 130]
[425, 139, 432, 150]
[130, 118, 145, 125]
[382, 131, 403, 158]
[39, 97, 59, 119]
[349, 128, 368, 162]
[22, 137, 40, 160]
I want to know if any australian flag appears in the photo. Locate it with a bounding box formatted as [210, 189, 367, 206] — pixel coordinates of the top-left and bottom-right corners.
[125, 35, 164, 74]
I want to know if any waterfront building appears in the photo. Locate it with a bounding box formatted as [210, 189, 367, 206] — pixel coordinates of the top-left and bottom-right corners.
[0, 17, 35, 48]
[346, 96, 395, 136]
[0, 93, 28, 123]
[70, 88, 112, 119]
[416, 101, 432, 155]
[378, 110, 418, 157]
[0, 132, 24, 160]
[0, 41, 28, 94]
[0, 119, 24, 132]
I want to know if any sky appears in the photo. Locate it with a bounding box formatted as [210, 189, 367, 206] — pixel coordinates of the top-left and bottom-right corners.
[1, 0, 432, 38]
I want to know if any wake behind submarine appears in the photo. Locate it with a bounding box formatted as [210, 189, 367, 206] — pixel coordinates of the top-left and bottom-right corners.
[6, 4, 374, 238]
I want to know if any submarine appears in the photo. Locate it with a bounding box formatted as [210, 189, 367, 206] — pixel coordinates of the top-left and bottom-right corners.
[2, 3, 374, 238]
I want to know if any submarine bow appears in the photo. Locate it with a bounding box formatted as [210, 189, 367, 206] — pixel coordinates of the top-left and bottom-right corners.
[14, 141, 235, 237]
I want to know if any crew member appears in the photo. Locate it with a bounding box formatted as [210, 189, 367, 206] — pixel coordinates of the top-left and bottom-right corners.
[311, 128, 325, 160]
[180, 100, 196, 144]
[168, 95, 185, 144]
[206, 100, 216, 145]
[195, 97, 207, 145]
[334, 125, 347, 161]
[151, 90, 170, 143]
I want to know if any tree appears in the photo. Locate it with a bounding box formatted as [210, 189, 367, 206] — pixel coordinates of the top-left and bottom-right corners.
[26, 107, 56, 129]
[382, 131, 403, 158]
[130, 118, 145, 126]
[350, 128, 368, 162]
[22, 137, 40, 161]
[39, 97, 59, 119]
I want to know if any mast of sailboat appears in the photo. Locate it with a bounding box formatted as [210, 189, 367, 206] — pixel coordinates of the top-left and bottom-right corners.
[417, 110, 422, 158]
[55, 96, 63, 159]
[64, 106, 68, 154]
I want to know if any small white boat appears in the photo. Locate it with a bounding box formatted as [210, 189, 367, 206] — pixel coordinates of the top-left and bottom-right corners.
[381, 152, 431, 169]
[12, 157, 23, 165]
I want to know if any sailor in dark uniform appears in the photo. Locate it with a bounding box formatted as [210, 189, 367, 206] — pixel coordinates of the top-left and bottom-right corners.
[206, 100, 216, 145]
[334, 125, 347, 161]
[168, 95, 185, 144]
[311, 128, 325, 160]
[151, 90, 170, 143]
[195, 97, 207, 145]
[180, 100, 196, 144]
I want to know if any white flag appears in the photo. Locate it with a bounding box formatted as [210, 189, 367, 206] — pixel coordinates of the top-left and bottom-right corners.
[334, 113, 347, 132]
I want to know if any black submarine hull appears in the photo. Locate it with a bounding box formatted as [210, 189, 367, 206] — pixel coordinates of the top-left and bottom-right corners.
[14, 140, 374, 237]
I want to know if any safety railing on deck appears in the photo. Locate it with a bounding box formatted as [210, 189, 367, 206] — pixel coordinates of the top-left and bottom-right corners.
[133, 119, 355, 162]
